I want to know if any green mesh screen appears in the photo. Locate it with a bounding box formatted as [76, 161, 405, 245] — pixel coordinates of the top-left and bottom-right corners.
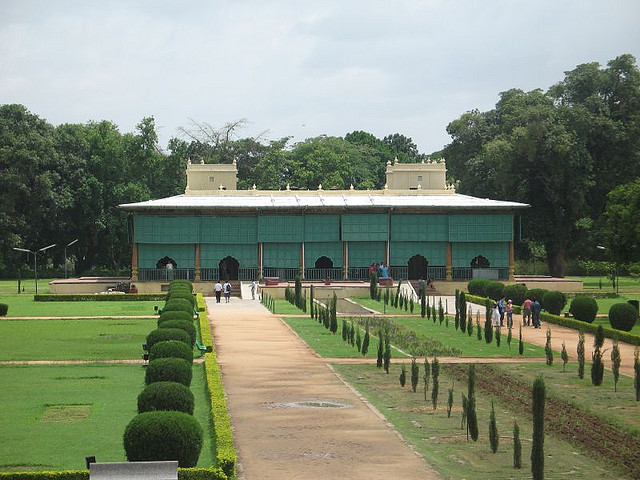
[304, 242, 343, 267]
[448, 214, 513, 242]
[390, 214, 448, 241]
[341, 214, 388, 241]
[390, 242, 447, 266]
[134, 216, 199, 244]
[452, 242, 509, 267]
[263, 243, 300, 268]
[258, 215, 304, 242]
[200, 216, 257, 244]
[138, 244, 195, 268]
[304, 215, 340, 242]
[348, 241, 386, 267]
[200, 244, 258, 268]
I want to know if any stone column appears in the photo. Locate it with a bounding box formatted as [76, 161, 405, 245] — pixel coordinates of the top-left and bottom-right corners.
[300, 242, 305, 279]
[131, 243, 138, 281]
[257, 242, 263, 281]
[194, 243, 201, 282]
[509, 241, 515, 281]
[446, 243, 452, 281]
[343, 241, 348, 280]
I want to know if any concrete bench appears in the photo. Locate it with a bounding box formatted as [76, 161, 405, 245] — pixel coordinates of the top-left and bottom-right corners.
[89, 460, 178, 480]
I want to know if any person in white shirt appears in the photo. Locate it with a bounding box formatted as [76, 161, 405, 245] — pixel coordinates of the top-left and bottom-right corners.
[214, 281, 223, 303]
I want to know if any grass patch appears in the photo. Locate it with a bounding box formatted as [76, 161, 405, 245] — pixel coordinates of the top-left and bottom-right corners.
[0, 318, 156, 361]
[267, 299, 307, 315]
[334, 362, 622, 480]
[283, 316, 399, 358]
[0, 295, 158, 317]
[0, 279, 55, 296]
[0, 363, 213, 471]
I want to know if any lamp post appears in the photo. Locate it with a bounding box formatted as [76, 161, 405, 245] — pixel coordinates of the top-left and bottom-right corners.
[64, 239, 79, 278]
[13, 243, 57, 294]
[597, 245, 618, 294]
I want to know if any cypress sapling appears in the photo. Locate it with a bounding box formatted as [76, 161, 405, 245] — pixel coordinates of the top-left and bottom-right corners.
[447, 382, 454, 418]
[545, 327, 553, 365]
[399, 363, 407, 387]
[611, 340, 621, 392]
[577, 331, 585, 379]
[410, 357, 419, 393]
[489, 401, 499, 453]
[513, 421, 522, 469]
[561, 341, 568, 372]
[362, 321, 370, 356]
[531, 375, 546, 480]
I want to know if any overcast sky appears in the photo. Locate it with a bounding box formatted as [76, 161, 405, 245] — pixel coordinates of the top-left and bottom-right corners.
[2, 0, 639, 154]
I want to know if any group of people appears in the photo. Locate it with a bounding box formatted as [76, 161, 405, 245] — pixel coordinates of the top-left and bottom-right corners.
[214, 280, 232, 303]
[491, 295, 542, 329]
[369, 262, 389, 279]
[214, 279, 260, 303]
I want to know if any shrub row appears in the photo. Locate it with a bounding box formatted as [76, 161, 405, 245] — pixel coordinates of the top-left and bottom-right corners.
[198, 295, 237, 478]
[467, 280, 568, 315]
[125, 281, 203, 468]
[0, 303, 8, 316]
[34, 294, 165, 302]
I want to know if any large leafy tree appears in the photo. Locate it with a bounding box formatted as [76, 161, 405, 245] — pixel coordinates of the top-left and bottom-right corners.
[602, 179, 640, 264]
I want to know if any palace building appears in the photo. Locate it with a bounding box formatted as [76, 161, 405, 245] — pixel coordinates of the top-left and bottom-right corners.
[118, 159, 528, 289]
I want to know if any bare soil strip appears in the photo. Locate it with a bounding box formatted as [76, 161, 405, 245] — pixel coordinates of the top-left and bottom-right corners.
[447, 364, 640, 480]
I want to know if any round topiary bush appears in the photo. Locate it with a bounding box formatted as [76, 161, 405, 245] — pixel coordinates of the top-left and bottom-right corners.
[145, 357, 193, 386]
[158, 320, 196, 346]
[467, 279, 491, 297]
[542, 291, 567, 316]
[502, 284, 527, 306]
[158, 310, 193, 325]
[150, 340, 193, 364]
[163, 298, 194, 314]
[166, 291, 196, 308]
[169, 279, 193, 291]
[124, 411, 202, 467]
[526, 288, 549, 305]
[485, 281, 505, 300]
[137, 381, 195, 415]
[609, 303, 638, 332]
[147, 328, 191, 349]
[0, 303, 8, 316]
[569, 296, 598, 323]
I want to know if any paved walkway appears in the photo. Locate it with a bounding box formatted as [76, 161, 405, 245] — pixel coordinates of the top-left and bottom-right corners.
[207, 297, 440, 480]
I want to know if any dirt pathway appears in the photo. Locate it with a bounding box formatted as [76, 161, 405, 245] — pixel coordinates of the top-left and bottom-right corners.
[207, 297, 440, 480]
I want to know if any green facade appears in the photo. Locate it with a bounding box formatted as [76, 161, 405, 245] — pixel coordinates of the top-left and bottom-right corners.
[305, 242, 343, 267]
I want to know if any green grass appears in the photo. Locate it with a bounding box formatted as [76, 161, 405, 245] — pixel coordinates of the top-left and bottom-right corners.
[569, 275, 640, 293]
[0, 295, 159, 317]
[0, 278, 55, 296]
[268, 299, 307, 315]
[354, 296, 431, 315]
[0, 363, 213, 471]
[494, 361, 640, 438]
[0, 318, 157, 361]
[334, 362, 624, 480]
[283, 316, 402, 358]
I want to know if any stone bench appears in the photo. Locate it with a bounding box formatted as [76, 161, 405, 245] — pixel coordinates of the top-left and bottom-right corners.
[89, 461, 178, 480]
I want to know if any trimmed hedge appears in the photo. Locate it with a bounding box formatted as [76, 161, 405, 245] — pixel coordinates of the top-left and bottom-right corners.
[158, 310, 194, 324]
[138, 381, 195, 414]
[167, 291, 196, 308]
[0, 469, 227, 480]
[145, 357, 193, 386]
[150, 340, 194, 364]
[526, 288, 548, 303]
[542, 291, 567, 316]
[147, 328, 191, 349]
[34, 294, 164, 302]
[170, 279, 193, 290]
[467, 278, 491, 297]
[199, 305, 237, 477]
[569, 296, 598, 323]
[485, 281, 505, 300]
[0, 303, 8, 316]
[163, 298, 194, 314]
[159, 320, 196, 346]
[609, 303, 638, 332]
[124, 411, 203, 467]
[502, 284, 527, 306]
[196, 293, 207, 312]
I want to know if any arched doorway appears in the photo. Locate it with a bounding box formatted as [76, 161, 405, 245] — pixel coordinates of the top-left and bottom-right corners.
[219, 256, 239, 280]
[470, 255, 490, 268]
[407, 254, 428, 280]
[156, 256, 177, 269]
[315, 256, 334, 269]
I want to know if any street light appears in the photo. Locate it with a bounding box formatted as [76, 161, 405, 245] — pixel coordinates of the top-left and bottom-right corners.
[64, 239, 79, 278]
[13, 243, 57, 294]
[597, 245, 618, 294]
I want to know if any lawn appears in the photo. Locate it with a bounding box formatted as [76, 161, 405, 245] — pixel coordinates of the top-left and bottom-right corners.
[0, 278, 55, 296]
[0, 295, 159, 317]
[334, 362, 631, 480]
[265, 299, 308, 315]
[0, 363, 213, 471]
[570, 275, 640, 294]
[283, 316, 404, 358]
[0, 318, 156, 361]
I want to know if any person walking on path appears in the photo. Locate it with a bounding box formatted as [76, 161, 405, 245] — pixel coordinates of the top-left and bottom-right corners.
[251, 280, 258, 300]
[491, 302, 501, 328]
[214, 281, 223, 303]
[531, 298, 542, 328]
[522, 296, 532, 326]
[223, 280, 231, 303]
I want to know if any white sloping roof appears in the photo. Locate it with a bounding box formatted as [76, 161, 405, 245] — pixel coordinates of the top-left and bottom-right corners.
[119, 192, 528, 212]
